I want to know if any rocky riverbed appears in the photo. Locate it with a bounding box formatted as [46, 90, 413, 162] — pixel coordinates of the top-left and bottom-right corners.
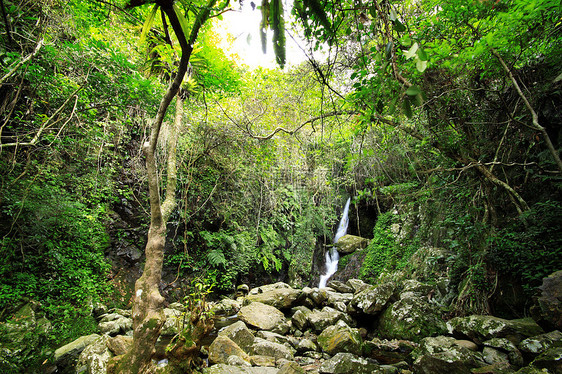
[50, 271, 562, 374]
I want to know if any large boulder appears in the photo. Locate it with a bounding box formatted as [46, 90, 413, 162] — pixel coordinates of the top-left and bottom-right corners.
[362, 338, 417, 365]
[208, 336, 250, 365]
[447, 315, 544, 345]
[53, 334, 101, 373]
[75, 335, 112, 374]
[160, 307, 183, 336]
[246, 287, 304, 309]
[531, 270, 562, 331]
[334, 235, 369, 254]
[218, 320, 255, 353]
[349, 282, 396, 315]
[519, 330, 562, 357]
[98, 313, 133, 336]
[307, 306, 347, 333]
[377, 293, 447, 342]
[319, 352, 380, 374]
[238, 302, 286, 331]
[412, 336, 486, 374]
[317, 320, 362, 356]
[530, 346, 562, 373]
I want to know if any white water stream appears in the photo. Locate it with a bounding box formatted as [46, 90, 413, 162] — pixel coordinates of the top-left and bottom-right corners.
[318, 197, 351, 288]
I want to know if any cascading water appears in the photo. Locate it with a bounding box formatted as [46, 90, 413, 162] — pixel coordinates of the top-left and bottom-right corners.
[318, 197, 351, 288]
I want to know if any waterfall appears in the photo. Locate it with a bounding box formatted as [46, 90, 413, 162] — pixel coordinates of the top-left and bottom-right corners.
[319, 197, 351, 288]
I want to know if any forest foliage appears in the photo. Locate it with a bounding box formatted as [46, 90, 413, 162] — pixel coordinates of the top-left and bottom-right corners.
[0, 0, 561, 372]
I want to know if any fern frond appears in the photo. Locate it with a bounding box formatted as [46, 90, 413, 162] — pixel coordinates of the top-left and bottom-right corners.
[139, 4, 159, 46]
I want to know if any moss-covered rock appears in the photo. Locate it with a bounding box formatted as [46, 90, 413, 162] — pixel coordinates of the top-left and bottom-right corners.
[319, 352, 380, 374]
[334, 235, 370, 254]
[238, 302, 286, 331]
[531, 346, 562, 373]
[447, 316, 544, 345]
[218, 321, 255, 354]
[377, 294, 446, 342]
[53, 334, 101, 373]
[411, 336, 486, 374]
[317, 320, 362, 356]
[208, 336, 250, 365]
[349, 282, 396, 315]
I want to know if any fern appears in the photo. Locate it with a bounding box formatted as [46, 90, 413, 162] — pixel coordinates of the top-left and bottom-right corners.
[207, 249, 226, 268]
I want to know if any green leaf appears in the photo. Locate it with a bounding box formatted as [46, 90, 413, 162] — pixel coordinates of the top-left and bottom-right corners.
[139, 4, 159, 46]
[402, 97, 413, 118]
[173, 2, 191, 39]
[406, 85, 421, 96]
[416, 59, 428, 72]
[393, 20, 406, 33]
[416, 47, 428, 61]
[385, 41, 393, 60]
[405, 42, 418, 59]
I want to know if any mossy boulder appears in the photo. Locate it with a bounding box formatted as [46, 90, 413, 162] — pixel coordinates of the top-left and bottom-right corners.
[377, 294, 446, 342]
[349, 282, 396, 315]
[319, 352, 380, 374]
[75, 335, 112, 374]
[447, 315, 544, 345]
[531, 346, 562, 373]
[208, 336, 250, 365]
[334, 235, 370, 254]
[412, 336, 486, 374]
[317, 320, 362, 356]
[53, 334, 101, 373]
[218, 321, 255, 353]
[238, 302, 286, 331]
[245, 287, 304, 309]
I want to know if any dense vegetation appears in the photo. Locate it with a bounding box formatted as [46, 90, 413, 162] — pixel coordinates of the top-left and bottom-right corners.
[0, 0, 560, 372]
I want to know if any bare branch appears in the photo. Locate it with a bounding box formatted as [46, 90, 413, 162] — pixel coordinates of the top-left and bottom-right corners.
[0, 38, 44, 85]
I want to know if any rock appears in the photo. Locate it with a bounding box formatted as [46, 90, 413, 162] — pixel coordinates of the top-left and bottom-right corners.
[249, 282, 292, 295]
[203, 363, 279, 374]
[531, 270, 562, 331]
[377, 294, 446, 342]
[307, 306, 347, 333]
[327, 280, 354, 293]
[531, 346, 562, 373]
[236, 284, 250, 298]
[362, 338, 417, 364]
[160, 307, 183, 336]
[482, 346, 510, 365]
[349, 282, 396, 315]
[309, 288, 329, 306]
[238, 302, 286, 331]
[75, 335, 112, 374]
[484, 338, 524, 366]
[106, 335, 132, 356]
[319, 352, 380, 374]
[455, 340, 479, 351]
[250, 355, 276, 367]
[519, 330, 562, 356]
[227, 355, 252, 367]
[296, 338, 317, 354]
[218, 320, 255, 353]
[317, 320, 363, 356]
[291, 309, 309, 331]
[98, 313, 133, 336]
[334, 235, 369, 254]
[246, 287, 304, 309]
[252, 338, 295, 360]
[208, 336, 250, 365]
[515, 366, 553, 373]
[347, 279, 370, 293]
[212, 298, 241, 316]
[471, 362, 516, 373]
[411, 336, 486, 374]
[53, 334, 100, 372]
[447, 315, 544, 345]
[401, 280, 434, 296]
[278, 361, 305, 374]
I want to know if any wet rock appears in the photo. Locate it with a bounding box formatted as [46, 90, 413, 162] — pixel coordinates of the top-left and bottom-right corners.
[98, 313, 133, 336]
[349, 282, 396, 315]
[208, 336, 250, 365]
[377, 294, 446, 342]
[291, 309, 309, 331]
[106, 335, 132, 356]
[218, 320, 255, 353]
[334, 235, 369, 254]
[75, 335, 112, 374]
[531, 346, 562, 373]
[447, 316, 544, 345]
[319, 352, 380, 374]
[531, 270, 562, 331]
[484, 338, 524, 366]
[317, 320, 363, 356]
[238, 302, 286, 331]
[53, 334, 100, 372]
[250, 355, 276, 367]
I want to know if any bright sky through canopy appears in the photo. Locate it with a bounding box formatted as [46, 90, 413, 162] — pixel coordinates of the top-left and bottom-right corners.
[214, 1, 308, 69]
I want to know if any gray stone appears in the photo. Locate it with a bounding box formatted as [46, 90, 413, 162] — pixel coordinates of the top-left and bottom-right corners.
[411, 335, 486, 373]
[531, 346, 562, 373]
[291, 309, 309, 331]
[203, 363, 279, 374]
[227, 355, 252, 367]
[326, 280, 354, 293]
[98, 313, 132, 336]
[218, 320, 255, 353]
[296, 338, 317, 354]
[447, 315, 544, 345]
[212, 298, 241, 316]
[482, 346, 509, 365]
[307, 306, 346, 333]
[319, 352, 380, 374]
[350, 282, 396, 315]
[160, 307, 182, 336]
[75, 335, 112, 374]
[278, 361, 305, 374]
[250, 355, 276, 367]
[531, 270, 562, 331]
[346, 279, 370, 293]
[252, 338, 295, 361]
[239, 302, 286, 331]
[53, 334, 101, 371]
[246, 287, 304, 309]
[484, 338, 524, 366]
[519, 330, 562, 355]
